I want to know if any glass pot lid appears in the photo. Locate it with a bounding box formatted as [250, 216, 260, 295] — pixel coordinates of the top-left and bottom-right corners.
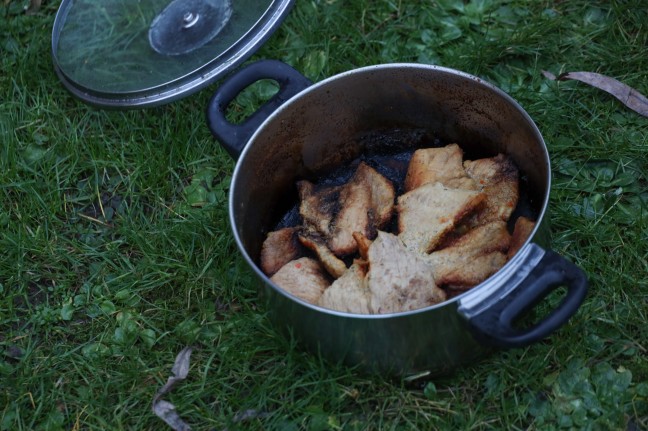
[51, 0, 294, 108]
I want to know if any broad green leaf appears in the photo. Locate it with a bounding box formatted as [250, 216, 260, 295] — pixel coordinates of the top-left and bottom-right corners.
[440, 22, 463, 42]
[22, 143, 48, 165]
[114, 289, 132, 302]
[73, 294, 86, 306]
[304, 50, 328, 79]
[100, 300, 116, 315]
[423, 382, 437, 399]
[192, 169, 214, 184]
[140, 329, 156, 348]
[81, 342, 110, 358]
[60, 302, 74, 321]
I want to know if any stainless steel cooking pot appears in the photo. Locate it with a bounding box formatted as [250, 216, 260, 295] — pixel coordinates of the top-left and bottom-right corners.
[206, 60, 588, 376]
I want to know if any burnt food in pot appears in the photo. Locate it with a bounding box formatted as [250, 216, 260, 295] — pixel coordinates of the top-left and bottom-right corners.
[262, 141, 536, 314]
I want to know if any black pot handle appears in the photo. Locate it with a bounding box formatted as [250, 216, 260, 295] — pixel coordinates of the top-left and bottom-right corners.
[465, 246, 588, 348]
[206, 60, 312, 160]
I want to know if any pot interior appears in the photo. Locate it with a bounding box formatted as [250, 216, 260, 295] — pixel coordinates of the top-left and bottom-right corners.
[230, 64, 550, 274]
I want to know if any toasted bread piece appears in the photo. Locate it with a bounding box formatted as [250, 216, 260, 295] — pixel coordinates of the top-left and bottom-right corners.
[367, 231, 446, 313]
[405, 144, 478, 192]
[318, 263, 371, 314]
[260, 227, 304, 276]
[397, 182, 485, 253]
[297, 180, 341, 237]
[270, 257, 330, 304]
[298, 231, 347, 278]
[507, 216, 536, 259]
[352, 231, 372, 261]
[328, 162, 395, 256]
[427, 221, 511, 287]
[464, 154, 519, 226]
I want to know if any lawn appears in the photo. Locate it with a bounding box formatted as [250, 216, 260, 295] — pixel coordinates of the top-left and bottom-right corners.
[1, 0, 647, 430]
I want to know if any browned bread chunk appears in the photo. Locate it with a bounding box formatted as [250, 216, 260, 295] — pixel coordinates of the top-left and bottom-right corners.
[298, 231, 347, 279]
[463, 154, 519, 226]
[297, 180, 341, 237]
[318, 263, 371, 314]
[260, 227, 304, 276]
[270, 257, 330, 304]
[507, 216, 536, 259]
[397, 182, 485, 253]
[427, 221, 511, 287]
[327, 162, 395, 256]
[367, 232, 446, 313]
[405, 144, 478, 192]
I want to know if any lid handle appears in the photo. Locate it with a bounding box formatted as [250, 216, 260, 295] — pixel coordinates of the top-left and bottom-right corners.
[182, 12, 200, 29]
[206, 60, 312, 160]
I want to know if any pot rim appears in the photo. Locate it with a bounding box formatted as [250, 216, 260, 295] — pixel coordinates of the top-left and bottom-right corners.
[228, 62, 552, 319]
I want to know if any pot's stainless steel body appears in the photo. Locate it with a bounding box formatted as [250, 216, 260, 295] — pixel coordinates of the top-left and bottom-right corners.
[220, 64, 582, 375]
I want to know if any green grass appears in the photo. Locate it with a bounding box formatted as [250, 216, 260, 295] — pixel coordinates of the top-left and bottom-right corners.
[1, 0, 647, 429]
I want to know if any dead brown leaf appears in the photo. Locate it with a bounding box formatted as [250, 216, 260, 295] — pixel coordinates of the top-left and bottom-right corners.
[152, 347, 194, 431]
[542, 70, 648, 118]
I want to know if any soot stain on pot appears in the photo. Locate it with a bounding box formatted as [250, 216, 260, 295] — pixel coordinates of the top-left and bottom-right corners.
[268, 127, 541, 238]
[268, 127, 434, 235]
